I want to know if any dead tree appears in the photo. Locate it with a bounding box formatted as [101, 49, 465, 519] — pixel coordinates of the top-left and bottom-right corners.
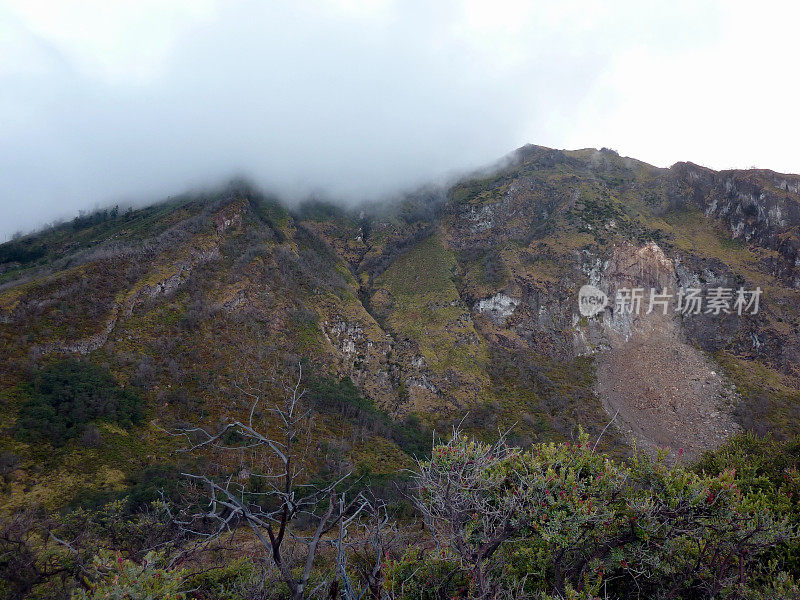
[333, 495, 398, 600]
[172, 363, 371, 600]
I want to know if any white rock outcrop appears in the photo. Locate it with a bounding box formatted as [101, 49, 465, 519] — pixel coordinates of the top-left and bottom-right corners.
[474, 293, 520, 324]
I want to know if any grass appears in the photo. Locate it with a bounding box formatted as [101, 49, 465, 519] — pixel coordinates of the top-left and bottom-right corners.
[349, 436, 414, 475]
[714, 351, 800, 437]
[662, 206, 764, 273]
[375, 234, 489, 382]
[0, 419, 178, 512]
[377, 234, 456, 296]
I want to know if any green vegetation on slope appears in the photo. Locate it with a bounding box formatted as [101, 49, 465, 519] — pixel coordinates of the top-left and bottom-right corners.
[15, 359, 144, 447]
[374, 234, 488, 380]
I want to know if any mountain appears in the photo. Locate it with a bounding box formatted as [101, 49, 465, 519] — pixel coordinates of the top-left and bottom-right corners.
[1, 145, 799, 512]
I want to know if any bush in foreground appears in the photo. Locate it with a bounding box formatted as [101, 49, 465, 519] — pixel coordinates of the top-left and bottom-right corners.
[411, 430, 797, 599]
[6, 430, 799, 599]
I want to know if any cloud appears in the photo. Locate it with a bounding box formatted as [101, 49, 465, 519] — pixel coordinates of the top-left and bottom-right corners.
[3, 0, 796, 241]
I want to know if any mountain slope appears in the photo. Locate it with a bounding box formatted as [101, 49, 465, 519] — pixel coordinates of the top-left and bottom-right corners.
[1, 146, 799, 510]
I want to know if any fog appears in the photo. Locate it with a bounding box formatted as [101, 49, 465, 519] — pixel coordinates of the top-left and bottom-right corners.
[2, 1, 799, 241]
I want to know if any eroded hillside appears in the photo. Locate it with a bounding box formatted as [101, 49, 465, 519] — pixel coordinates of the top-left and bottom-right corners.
[2, 146, 800, 510]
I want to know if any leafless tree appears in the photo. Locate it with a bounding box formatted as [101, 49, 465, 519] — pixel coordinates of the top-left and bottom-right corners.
[171, 363, 378, 600]
[333, 495, 399, 600]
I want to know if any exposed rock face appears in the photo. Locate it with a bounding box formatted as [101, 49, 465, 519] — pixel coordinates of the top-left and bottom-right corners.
[673, 162, 800, 287]
[318, 314, 398, 411]
[32, 312, 120, 357]
[468, 205, 495, 233]
[474, 293, 520, 325]
[325, 320, 367, 357]
[572, 241, 741, 459]
[138, 247, 221, 303]
[600, 242, 676, 344]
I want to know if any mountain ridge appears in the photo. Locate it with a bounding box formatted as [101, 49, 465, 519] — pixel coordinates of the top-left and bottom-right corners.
[1, 143, 799, 511]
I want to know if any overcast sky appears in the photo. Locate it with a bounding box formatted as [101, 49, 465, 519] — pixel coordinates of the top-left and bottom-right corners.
[1, 1, 799, 241]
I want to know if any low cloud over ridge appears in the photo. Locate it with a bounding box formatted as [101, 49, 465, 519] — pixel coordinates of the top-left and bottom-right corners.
[2, 1, 798, 240]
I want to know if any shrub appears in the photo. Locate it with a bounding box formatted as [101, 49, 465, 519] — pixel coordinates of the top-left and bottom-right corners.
[384, 549, 468, 600]
[124, 465, 185, 513]
[0, 239, 46, 265]
[415, 431, 796, 599]
[0, 451, 20, 478]
[695, 432, 800, 576]
[71, 551, 185, 600]
[185, 557, 258, 600]
[56, 499, 178, 560]
[16, 359, 144, 446]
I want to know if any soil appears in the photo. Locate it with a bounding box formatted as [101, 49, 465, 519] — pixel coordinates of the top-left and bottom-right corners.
[595, 330, 740, 461]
